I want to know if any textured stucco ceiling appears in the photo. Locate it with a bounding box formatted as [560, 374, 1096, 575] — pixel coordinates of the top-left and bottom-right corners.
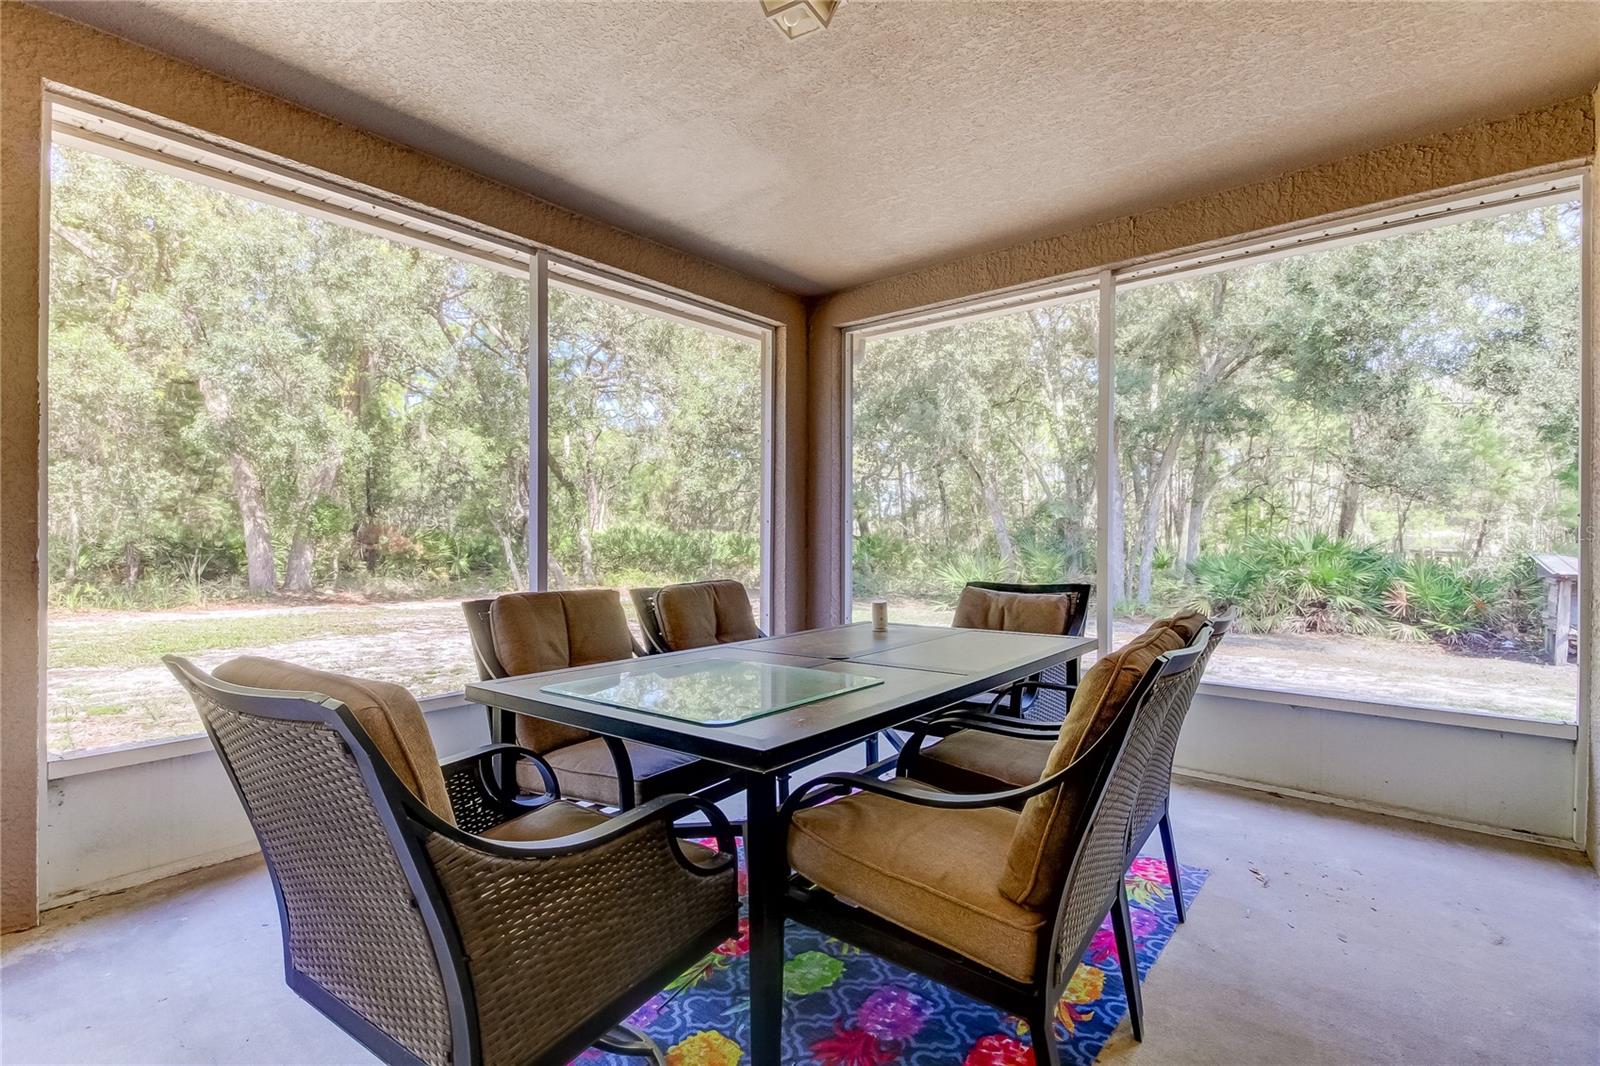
[33, 1, 1600, 295]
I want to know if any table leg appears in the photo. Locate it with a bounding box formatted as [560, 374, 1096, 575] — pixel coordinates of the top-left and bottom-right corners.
[744, 772, 785, 1063]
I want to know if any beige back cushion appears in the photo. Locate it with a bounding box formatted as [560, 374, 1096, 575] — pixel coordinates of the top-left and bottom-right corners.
[998, 611, 1208, 907]
[212, 656, 454, 824]
[655, 580, 761, 650]
[953, 586, 1080, 635]
[490, 589, 635, 752]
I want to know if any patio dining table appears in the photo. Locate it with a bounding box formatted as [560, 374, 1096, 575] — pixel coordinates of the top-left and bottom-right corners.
[466, 620, 1095, 1063]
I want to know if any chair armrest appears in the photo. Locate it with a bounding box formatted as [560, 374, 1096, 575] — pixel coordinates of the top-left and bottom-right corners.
[439, 743, 561, 833]
[932, 710, 1062, 737]
[896, 705, 1060, 777]
[419, 793, 739, 1058]
[781, 766, 1073, 821]
[445, 791, 737, 872]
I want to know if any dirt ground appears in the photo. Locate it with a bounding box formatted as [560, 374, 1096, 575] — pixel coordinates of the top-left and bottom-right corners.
[47, 594, 1577, 755]
[853, 598, 1578, 722]
[48, 600, 484, 753]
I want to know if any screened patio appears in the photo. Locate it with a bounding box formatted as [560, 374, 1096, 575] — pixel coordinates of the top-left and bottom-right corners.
[3, 3, 1599, 1065]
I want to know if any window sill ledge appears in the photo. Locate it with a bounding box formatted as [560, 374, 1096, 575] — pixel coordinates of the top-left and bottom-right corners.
[47, 692, 480, 780]
[45, 682, 1577, 781]
[1196, 680, 1578, 740]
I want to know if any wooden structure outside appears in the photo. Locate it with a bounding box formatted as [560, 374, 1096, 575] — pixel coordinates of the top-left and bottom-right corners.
[1531, 553, 1578, 665]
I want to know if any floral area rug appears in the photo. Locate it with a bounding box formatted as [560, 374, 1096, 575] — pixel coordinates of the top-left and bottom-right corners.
[577, 854, 1208, 1066]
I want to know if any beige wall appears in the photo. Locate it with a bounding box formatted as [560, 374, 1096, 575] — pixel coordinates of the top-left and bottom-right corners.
[805, 93, 1597, 628]
[0, 4, 810, 930]
[1589, 84, 1600, 874]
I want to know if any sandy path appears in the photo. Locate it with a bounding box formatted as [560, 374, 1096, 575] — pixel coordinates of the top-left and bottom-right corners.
[49, 596, 1577, 754]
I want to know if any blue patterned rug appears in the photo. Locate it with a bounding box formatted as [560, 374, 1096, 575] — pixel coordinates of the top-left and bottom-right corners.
[576, 854, 1207, 1065]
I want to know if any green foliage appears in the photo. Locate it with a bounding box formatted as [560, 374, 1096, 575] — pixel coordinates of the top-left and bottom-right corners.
[930, 551, 1006, 604]
[851, 196, 1580, 665]
[569, 522, 759, 588]
[46, 146, 763, 609]
[1180, 533, 1541, 645]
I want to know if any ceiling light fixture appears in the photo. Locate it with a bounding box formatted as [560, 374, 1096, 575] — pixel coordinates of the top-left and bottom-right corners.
[761, 0, 841, 40]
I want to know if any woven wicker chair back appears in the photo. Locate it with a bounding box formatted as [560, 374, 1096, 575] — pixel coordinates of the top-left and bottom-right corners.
[1047, 628, 1210, 988]
[168, 661, 454, 1064]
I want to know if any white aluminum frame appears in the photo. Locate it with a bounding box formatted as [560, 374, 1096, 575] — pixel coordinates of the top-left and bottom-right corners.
[839, 170, 1591, 774]
[40, 91, 780, 762]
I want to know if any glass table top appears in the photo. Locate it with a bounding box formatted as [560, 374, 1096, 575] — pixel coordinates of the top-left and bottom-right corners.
[541, 658, 885, 726]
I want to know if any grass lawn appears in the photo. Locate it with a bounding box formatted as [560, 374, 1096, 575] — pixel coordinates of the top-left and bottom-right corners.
[45, 591, 1577, 756]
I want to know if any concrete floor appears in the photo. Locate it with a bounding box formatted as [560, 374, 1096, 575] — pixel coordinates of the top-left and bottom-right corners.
[3, 780, 1597, 1065]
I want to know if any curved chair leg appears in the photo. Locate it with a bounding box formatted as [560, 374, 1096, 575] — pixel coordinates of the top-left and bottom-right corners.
[601, 736, 638, 811]
[1158, 809, 1186, 923]
[594, 1024, 664, 1063]
[1111, 881, 1146, 1042]
[1026, 1000, 1062, 1066]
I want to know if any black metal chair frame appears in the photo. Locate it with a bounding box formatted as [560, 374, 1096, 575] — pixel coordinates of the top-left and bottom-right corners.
[897, 614, 1232, 933]
[463, 596, 744, 813]
[954, 580, 1093, 718]
[777, 635, 1209, 1063]
[164, 656, 737, 1066]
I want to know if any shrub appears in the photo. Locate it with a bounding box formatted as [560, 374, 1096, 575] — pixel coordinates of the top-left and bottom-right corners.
[1184, 532, 1541, 647]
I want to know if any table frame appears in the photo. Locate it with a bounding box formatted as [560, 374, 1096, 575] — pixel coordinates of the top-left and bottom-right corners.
[466, 622, 1094, 1063]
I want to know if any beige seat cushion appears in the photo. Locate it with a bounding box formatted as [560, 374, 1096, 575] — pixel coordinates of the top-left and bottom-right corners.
[518, 737, 720, 808]
[213, 656, 454, 824]
[480, 799, 611, 841]
[490, 589, 635, 753]
[999, 611, 1208, 907]
[655, 580, 760, 650]
[953, 586, 1081, 635]
[790, 792, 1047, 982]
[485, 801, 723, 874]
[915, 729, 1050, 796]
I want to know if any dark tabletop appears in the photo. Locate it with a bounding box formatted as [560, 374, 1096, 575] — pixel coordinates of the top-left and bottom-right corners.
[466, 622, 1095, 774]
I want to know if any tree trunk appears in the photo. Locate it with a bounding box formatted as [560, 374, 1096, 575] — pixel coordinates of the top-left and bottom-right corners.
[65, 508, 80, 581]
[1335, 423, 1360, 539]
[577, 527, 596, 585]
[1136, 423, 1189, 603]
[283, 457, 341, 593]
[1470, 517, 1490, 564]
[495, 523, 526, 589]
[1393, 499, 1411, 555]
[1336, 477, 1360, 539]
[964, 453, 1017, 573]
[1181, 433, 1214, 574]
[123, 541, 141, 593]
[230, 452, 277, 591]
[579, 469, 603, 585]
[283, 537, 315, 593]
[200, 377, 276, 592]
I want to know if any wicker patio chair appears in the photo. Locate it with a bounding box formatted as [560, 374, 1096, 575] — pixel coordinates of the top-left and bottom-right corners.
[945, 581, 1093, 719]
[779, 626, 1211, 1060]
[646, 579, 764, 651]
[463, 589, 736, 809]
[164, 655, 738, 1066]
[898, 612, 1231, 925]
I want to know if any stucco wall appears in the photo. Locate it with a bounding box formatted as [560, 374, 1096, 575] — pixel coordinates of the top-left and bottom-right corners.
[1589, 83, 1600, 874]
[805, 93, 1597, 629]
[0, 3, 810, 930]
